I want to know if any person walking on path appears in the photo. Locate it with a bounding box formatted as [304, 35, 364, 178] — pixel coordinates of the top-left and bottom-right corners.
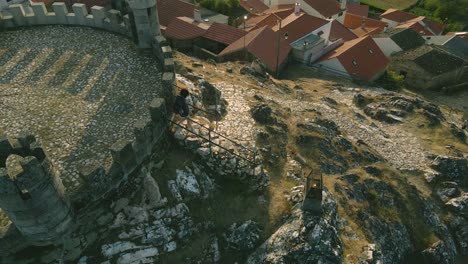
[173, 89, 192, 130]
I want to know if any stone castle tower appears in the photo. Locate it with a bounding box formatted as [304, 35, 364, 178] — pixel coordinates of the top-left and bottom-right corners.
[0, 134, 73, 246]
[127, 0, 161, 48]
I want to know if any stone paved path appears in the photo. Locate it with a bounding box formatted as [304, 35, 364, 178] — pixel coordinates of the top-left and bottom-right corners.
[0, 26, 163, 191]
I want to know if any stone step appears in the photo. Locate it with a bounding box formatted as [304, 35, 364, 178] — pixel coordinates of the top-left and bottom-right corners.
[0, 48, 31, 79]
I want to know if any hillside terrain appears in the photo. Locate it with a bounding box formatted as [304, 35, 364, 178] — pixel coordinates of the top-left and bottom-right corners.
[168, 51, 468, 263]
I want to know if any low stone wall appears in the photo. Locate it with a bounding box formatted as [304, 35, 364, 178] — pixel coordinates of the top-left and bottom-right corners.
[0, 2, 132, 37]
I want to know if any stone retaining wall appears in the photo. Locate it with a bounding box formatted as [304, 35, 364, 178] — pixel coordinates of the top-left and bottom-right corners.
[0, 2, 132, 37]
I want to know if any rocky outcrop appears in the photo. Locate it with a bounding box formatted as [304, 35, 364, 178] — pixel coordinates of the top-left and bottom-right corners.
[430, 156, 468, 187]
[446, 193, 468, 218]
[224, 220, 261, 251]
[295, 119, 382, 174]
[251, 103, 276, 125]
[362, 95, 445, 126]
[246, 189, 342, 264]
[422, 240, 455, 264]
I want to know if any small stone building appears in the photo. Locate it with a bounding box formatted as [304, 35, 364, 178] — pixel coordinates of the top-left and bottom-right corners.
[388, 45, 466, 90]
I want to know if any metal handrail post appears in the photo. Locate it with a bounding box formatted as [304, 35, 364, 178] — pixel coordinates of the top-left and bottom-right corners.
[208, 127, 212, 157]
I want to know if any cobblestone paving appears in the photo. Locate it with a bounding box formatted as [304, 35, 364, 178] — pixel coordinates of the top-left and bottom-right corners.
[177, 75, 258, 161]
[0, 26, 163, 191]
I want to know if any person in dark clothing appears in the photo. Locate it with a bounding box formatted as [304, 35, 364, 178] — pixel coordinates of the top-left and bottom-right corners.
[174, 89, 190, 117]
[173, 89, 192, 130]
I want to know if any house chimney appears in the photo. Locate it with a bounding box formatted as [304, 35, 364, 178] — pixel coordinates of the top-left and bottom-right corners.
[384, 24, 388, 32]
[294, 2, 301, 14]
[194, 9, 202, 22]
[361, 17, 366, 28]
[341, 0, 347, 9]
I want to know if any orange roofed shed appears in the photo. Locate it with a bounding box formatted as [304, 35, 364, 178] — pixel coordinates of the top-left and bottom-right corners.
[219, 26, 292, 73]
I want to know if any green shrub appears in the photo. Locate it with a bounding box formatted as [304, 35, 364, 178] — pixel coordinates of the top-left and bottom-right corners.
[377, 70, 405, 91]
[200, 0, 240, 16]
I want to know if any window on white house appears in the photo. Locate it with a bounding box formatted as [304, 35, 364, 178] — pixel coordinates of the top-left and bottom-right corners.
[317, 31, 324, 36]
[368, 49, 373, 54]
[352, 60, 357, 66]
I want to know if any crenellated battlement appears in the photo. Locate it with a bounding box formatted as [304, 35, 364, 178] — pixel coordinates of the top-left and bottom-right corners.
[0, 0, 176, 256]
[0, 1, 132, 37]
[0, 133, 73, 246]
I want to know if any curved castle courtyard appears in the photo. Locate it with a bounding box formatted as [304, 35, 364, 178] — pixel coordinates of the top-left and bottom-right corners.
[0, 26, 163, 191]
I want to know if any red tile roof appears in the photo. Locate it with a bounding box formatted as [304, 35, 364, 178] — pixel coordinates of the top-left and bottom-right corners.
[240, 0, 269, 14]
[272, 12, 328, 43]
[263, 5, 295, 19]
[346, 4, 369, 17]
[447, 32, 468, 41]
[395, 17, 434, 36]
[380, 9, 444, 35]
[242, 13, 280, 31]
[380, 8, 418, 23]
[320, 36, 389, 81]
[203, 23, 247, 45]
[343, 12, 388, 30]
[329, 20, 358, 41]
[420, 17, 444, 35]
[302, 0, 342, 18]
[164, 17, 209, 40]
[219, 26, 291, 71]
[157, 0, 197, 27]
[351, 26, 383, 37]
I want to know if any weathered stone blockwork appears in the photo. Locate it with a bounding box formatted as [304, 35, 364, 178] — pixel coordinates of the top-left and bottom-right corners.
[71, 98, 169, 210]
[0, 134, 73, 247]
[0, 2, 132, 37]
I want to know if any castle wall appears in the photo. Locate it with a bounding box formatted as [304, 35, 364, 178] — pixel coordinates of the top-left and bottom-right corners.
[0, 134, 73, 246]
[0, 0, 177, 258]
[0, 2, 132, 37]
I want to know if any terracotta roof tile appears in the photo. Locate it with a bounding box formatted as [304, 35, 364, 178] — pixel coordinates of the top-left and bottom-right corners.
[203, 23, 247, 45]
[380, 8, 418, 23]
[240, 0, 269, 14]
[329, 20, 358, 41]
[344, 12, 387, 30]
[302, 0, 342, 18]
[346, 4, 369, 17]
[447, 32, 468, 41]
[351, 26, 383, 37]
[164, 17, 209, 40]
[219, 26, 291, 71]
[320, 36, 389, 81]
[272, 12, 328, 43]
[242, 13, 280, 31]
[157, 0, 197, 27]
[263, 5, 295, 19]
[395, 17, 434, 36]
